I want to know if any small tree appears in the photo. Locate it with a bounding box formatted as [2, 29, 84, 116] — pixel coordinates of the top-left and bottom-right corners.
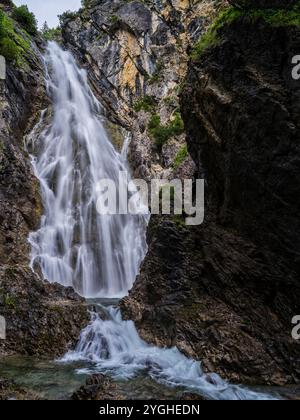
[12, 5, 38, 35]
[41, 21, 50, 35]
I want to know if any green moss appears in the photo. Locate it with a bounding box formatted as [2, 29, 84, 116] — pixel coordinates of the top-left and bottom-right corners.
[249, 3, 300, 27]
[173, 215, 187, 229]
[134, 95, 157, 113]
[4, 294, 16, 309]
[110, 15, 119, 24]
[172, 145, 189, 170]
[0, 10, 30, 65]
[192, 2, 300, 59]
[191, 7, 242, 59]
[148, 112, 184, 148]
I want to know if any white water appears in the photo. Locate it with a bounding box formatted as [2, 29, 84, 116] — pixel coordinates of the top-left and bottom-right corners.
[28, 42, 148, 298]
[62, 306, 277, 401]
[30, 42, 277, 400]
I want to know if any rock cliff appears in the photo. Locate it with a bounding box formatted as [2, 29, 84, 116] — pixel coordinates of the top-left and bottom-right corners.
[1, 0, 300, 388]
[61, 0, 225, 179]
[121, 2, 300, 385]
[0, 0, 88, 357]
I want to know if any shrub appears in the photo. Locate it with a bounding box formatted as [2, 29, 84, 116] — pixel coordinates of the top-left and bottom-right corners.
[12, 5, 37, 35]
[172, 145, 189, 169]
[0, 37, 18, 61]
[42, 27, 62, 42]
[148, 112, 185, 147]
[134, 95, 157, 113]
[58, 10, 78, 24]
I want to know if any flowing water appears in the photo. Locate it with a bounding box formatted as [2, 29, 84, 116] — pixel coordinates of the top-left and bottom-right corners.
[27, 42, 148, 298]
[22, 42, 279, 400]
[61, 303, 279, 401]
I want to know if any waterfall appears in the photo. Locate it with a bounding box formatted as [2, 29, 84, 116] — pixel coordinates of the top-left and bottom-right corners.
[61, 306, 277, 401]
[28, 42, 148, 298]
[29, 42, 277, 400]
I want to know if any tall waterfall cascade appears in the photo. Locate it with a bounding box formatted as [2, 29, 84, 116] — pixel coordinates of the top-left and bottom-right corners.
[28, 42, 276, 401]
[27, 42, 148, 298]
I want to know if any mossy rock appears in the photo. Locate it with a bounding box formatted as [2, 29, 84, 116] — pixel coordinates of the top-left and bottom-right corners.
[228, 0, 297, 9]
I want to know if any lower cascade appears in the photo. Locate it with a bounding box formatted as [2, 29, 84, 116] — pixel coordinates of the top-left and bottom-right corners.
[29, 42, 276, 400]
[61, 306, 277, 401]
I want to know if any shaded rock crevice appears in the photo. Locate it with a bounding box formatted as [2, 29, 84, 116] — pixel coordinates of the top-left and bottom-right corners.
[121, 7, 300, 386]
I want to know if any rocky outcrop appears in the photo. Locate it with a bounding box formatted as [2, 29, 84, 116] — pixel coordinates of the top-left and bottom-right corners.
[71, 374, 125, 400]
[0, 1, 88, 357]
[61, 0, 225, 180]
[121, 3, 300, 386]
[0, 377, 42, 400]
[0, 3, 45, 267]
[0, 267, 89, 356]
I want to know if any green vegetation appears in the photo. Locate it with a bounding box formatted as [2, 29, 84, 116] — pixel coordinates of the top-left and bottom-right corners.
[172, 145, 189, 170]
[191, 7, 242, 59]
[110, 15, 119, 25]
[248, 2, 300, 27]
[4, 294, 16, 309]
[173, 214, 187, 229]
[148, 112, 184, 147]
[12, 5, 37, 35]
[81, 0, 92, 7]
[42, 25, 61, 42]
[192, 2, 300, 59]
[0, 10, 29, 64]
[58, 10, 79, 24]
[134, 95, 157, 113]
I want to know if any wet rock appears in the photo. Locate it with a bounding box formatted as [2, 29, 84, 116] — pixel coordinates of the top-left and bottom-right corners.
[118, 1, 152, 36]
[72, 374, 125, 400]
[0, 377, 42, 400]
[0, 266, 89, 357]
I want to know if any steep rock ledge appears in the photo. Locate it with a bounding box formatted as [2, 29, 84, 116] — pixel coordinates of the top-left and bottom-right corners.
[122, 6, 300, 385]
[61, 0, 225, 180]
[0, 0, 88, 357]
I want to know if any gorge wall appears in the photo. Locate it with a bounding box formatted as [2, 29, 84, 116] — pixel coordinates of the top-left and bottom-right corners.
[1, 0, 300, 389]
[61, 0, 227, 180]
[122, 3, 300, 385]
[0, 0, 88, 357]
[60, 0, 300, 385]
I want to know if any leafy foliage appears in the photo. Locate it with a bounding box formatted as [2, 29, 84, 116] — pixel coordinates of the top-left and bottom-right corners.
[41, 23, 61, 42]
[172, 145, 189, 170]
[134, 95, 157, 113]
[58, 10, 79, 24]
[148, 113, 184, 147]
[12, 5, 37, 35]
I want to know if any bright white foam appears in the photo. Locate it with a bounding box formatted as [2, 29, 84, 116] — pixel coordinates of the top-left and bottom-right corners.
[61, 307, 278, 401]
[28, 42, 148, 298]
